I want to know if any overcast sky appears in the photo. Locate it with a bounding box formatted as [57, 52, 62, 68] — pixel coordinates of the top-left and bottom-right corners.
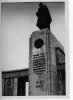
[1, 2, 65, 71]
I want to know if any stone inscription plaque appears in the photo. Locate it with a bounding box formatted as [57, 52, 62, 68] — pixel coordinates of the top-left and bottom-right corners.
[36, 80, 43, 89]
[33, 52, 46, 90]
[33, 53, 46, 75]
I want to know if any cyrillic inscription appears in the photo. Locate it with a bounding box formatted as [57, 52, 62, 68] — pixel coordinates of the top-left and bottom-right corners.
[33, 53, 46, 75]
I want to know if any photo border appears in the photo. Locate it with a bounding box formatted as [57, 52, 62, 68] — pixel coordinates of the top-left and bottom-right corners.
[0, 0, 69, 99]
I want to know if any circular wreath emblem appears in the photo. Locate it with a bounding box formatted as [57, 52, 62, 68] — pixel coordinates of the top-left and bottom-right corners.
[34, 39, 44, 49]
[7, 79, 13, 86]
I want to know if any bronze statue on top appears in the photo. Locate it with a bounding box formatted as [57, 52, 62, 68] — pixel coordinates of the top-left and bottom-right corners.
[36, 2, 52, 30]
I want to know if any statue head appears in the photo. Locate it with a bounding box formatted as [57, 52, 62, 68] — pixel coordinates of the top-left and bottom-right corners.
[36, 2, 52, 30]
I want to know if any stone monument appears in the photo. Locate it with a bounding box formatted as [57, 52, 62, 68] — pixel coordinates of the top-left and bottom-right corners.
[29, 3, 65, 96]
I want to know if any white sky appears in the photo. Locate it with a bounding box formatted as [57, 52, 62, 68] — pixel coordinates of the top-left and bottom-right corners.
[1, 2, 65, 71]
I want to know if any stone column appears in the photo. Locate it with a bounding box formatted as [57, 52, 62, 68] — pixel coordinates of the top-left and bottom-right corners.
[13, 78, 18, 96]
[29, 28, 64, 96]
[29, 28, 51, 95]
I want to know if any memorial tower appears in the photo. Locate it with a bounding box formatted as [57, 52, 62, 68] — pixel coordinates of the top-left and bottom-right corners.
[29, 3, 65, 96]
[29, 28, 65, 95]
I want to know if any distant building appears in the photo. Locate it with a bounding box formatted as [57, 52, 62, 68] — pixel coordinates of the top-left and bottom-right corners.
[2, 28, 65, 96]
[2, 69, 28, 96]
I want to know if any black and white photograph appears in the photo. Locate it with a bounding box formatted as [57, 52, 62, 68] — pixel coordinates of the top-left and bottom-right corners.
[0, 0, 69, 99]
